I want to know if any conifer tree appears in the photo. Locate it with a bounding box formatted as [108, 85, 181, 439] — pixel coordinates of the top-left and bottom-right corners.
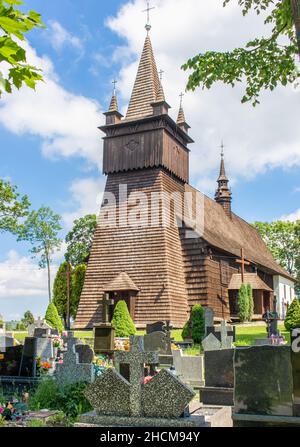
[285, 298, 300, 331]
[238, 284, 250, 323]
[247, 284, 254, 321]
[111, 300, 136, 338]
[45, 302, 64, 333]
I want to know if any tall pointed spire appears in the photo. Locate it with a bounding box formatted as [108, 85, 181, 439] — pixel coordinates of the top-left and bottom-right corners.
[126, 35, 161, 120]
[215, 142, 232, 218]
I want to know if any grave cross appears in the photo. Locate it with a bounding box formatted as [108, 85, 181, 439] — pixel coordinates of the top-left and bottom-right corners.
[235, 248, 250, 283]
[102, 293, 114, 324]
[114, 335, 159, 416]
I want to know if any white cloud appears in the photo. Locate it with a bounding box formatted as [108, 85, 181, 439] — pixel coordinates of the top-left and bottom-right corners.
[281, 209, 300, 222]
[0, 41, 103, 169]
[107, 0, 300, 193]
[63, 177, 106, 229]
[48, 20, 83, 53]
[0, 250, 58, 299]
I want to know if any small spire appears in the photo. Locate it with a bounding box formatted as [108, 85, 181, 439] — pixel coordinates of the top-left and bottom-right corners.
[108, 80, 119, 113]
[215, 143, 232, 217]
[218, 140, 227, 181]
[177, 93, 186, 125]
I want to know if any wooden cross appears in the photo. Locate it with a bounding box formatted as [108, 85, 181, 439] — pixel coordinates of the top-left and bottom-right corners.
[102, 293, 114, 324]
[114, 336, 159, 416]
[235, 248, 250, 284]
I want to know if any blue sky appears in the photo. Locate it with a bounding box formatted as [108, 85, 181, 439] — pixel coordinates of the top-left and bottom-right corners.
[0, 0, 300, 320]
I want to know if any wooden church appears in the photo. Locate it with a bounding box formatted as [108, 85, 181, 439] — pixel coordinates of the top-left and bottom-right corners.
[74, 29, 294, 330]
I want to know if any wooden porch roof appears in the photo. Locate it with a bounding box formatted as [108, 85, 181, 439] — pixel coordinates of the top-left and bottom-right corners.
[228, 273, 273, 291]
[103, 272, 140, 292]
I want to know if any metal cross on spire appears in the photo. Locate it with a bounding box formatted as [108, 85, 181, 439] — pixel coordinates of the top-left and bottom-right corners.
[112, 79, 117, 95]
[179, 92, 184, 107]
[143, 1, 155, 34]
[159, 69, 164, 82]
[220, 140, 225, 157]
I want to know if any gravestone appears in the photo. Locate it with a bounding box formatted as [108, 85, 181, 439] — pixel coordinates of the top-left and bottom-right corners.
[202, 333, 221, 352]
[36, 337, 54, 362]
[0, 336, 16, 353]
[233, 346, 294, 426]
[54, 332, 94, 388]
[203, 321, 234, 351]
[28, 317, 52, 337]
[200, 348, 234, 406]
[172, 349, 204, 387]
[206, 321, 236, 343]
[76, 344, 94, 364]
[144, 331, 172, 365]
[146, 321, 165, 334]
[114, 336, 159, 416]
[33, 328, 51, 338]
[19, 337, 37, 377]
[0, 345, 23, 376]
[291, 329, 300, 417]
[204, 308, 214, 335]
[81, 335, 197, 427]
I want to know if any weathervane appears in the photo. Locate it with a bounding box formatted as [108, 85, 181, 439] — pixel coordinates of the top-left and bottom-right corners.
[143, 1, 155, 34]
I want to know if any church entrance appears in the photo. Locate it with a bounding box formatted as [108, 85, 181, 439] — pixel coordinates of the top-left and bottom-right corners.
[108, 290, 137, 320]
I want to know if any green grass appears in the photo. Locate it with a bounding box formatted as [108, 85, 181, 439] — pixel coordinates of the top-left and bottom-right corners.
[235, 324, 290, 346]
[11, 324, 290, 353]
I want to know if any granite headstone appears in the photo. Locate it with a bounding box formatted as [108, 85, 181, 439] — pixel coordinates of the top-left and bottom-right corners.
[234, 346, 294, 417]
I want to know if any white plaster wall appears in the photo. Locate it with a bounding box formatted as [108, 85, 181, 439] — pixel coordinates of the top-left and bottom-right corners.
[273, 276, 295, 319]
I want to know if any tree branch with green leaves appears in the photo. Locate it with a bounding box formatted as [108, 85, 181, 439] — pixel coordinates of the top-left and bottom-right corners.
[0, 0, 44, 96]
[17, 207, 63, 303]
[0, 178, 30, 233]
[182, 0, 299, 106]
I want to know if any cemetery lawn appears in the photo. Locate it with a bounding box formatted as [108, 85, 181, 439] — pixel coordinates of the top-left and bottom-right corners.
[234, 324, 290, 346]
[12, 325, 290, 349]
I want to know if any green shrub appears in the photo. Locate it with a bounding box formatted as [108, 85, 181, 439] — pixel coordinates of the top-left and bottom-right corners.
[181, 304, 205, 344]
[285, 298, 300, 331]
[0, 416, 7, 427]
[111, 300, 136, 337]
[29, 379, 91, 420]
[181, 320, 191, 340]
[247, 284, 254, 321]
[45, 302, 64, 333]
[238, 284, 250, 322]
[191, 304, 205, 344]
[29, 378, 60, 411]
[46, 411, 72, 427]
[27, 418, 45, 427]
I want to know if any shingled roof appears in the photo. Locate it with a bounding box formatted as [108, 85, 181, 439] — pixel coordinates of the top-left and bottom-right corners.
[228, 273, 273, 291]
[184, 184, 294, 281]
[126, 36, 161, 121]
[103, 272, 140, 292]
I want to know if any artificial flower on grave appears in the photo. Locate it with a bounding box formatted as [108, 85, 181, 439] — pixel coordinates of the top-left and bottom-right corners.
[92, 354, 112, 377]
[52, 336, 63, 349]
[171, 343, 179, 350]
